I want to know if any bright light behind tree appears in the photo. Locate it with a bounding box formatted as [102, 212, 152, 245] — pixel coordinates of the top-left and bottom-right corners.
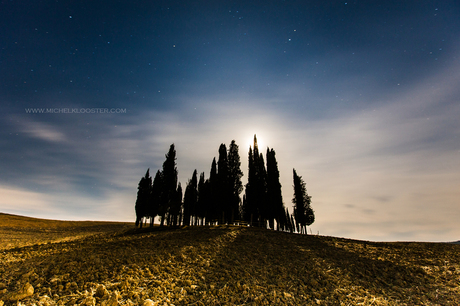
[245, 133, 267, 152]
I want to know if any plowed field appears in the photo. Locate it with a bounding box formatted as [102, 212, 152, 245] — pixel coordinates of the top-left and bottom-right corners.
[1, 213, 459, 305]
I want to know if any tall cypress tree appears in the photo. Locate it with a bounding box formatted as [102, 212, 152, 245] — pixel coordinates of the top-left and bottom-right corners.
[159, 144, 178, 227]
[175, 182, 183, 226]
[256, 150, 268, 227]
[202, 178, 212, 225]
[196, 172, 207, 225]
[148, 170, 162, 227]
[183, 169, 198, 226]
[292, 169, 314, 234]
[243, 135, 267, 226]
[243, 145, 256, 223]
[266, 148, 284, 230]
[228, 140, 243, 223]
[217, 143, 231, 224]
[208, 157, 218, 224]
[168, 181, 182, 226]
[135, 168, 152, 227]
[285, 208, 293, 233]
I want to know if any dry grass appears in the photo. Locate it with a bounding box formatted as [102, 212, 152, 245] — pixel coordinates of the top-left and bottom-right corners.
[0, 213, 459, 305]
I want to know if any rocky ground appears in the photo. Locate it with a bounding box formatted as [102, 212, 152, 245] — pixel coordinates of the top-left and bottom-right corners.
[1, 214, 460, 305]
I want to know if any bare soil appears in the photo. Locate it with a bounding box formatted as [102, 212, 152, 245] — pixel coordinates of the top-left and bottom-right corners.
[0, 213, 459, 305]
[0, 213, 132, 250]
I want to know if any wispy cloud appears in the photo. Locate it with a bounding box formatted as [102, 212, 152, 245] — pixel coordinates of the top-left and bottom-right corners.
[0, 185, 60, 217]
[17, 118, 67, 142]
[276, 61, 460, 241]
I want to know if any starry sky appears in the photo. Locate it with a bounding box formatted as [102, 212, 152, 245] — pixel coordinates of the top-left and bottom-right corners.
[1, 0, 459, 242]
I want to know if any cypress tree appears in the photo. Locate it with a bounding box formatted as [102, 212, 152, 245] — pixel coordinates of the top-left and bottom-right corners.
[228, 140, 243, 223]
[168, 181, 182, 226]
[243, 135, 268, 227]
[256, 150, 268, 226]
[135, 169, 152, 227]
[175, 182, 183, 226]
[217, 143, 231, 224]
[285, 208, 293, 233]
[243, 146, 256, 224]
[183, 169, 198, 226]
[241, 194, 247, 223]
[292, 169, 314, 234]
[159, 144, 178, 227]
[203, 178, 212, 225]
[196, 172, 206, 225]
[266, 148, 284, 230]
[149, 170, 162, 227]
[208, 157, 218, 224]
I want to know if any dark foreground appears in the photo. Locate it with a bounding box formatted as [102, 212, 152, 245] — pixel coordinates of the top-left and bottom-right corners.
[0, 214, 459, 305]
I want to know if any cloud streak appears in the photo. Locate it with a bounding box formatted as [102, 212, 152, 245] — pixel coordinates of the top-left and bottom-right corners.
[18, 118, 67, 143]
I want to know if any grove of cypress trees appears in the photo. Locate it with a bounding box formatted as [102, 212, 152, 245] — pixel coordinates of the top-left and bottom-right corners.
[134, 138, 314, 233]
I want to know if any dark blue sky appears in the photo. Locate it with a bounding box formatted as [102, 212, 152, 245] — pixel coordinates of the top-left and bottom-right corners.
[1, 0, 459, 241]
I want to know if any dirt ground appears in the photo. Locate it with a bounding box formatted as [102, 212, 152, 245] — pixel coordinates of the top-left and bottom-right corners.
[1, 213, 459, 305]
[0, 213, 133, 250]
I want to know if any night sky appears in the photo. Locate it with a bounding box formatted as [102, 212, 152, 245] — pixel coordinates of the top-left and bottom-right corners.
[1, 0, 459, 242]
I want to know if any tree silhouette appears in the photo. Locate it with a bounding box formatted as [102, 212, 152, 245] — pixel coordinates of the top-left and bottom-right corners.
[256, 150, 268, 227]
[148, 170, 162, 227]
[243, 145, 256, 224]
[167, 181, 182, 226]
[217, 143, 232, 224]
[266, 148, 284, 230]
[208, 157, 218, 224]
[133, 138, 314, 234]
[174, 183, 183, 226]
[135, 168, 152, 227]
[244, 135, 268, 227]
[159, 144, 178, 227]
[285, 208, 293, 233]
[228, 140, 243, 223]
[292, 168, 315, 234]
[196, 172, 207, 225]
[183, 169, 198, 226]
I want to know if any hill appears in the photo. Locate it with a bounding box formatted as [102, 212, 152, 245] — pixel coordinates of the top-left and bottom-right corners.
[0, 214, 459, 305]
[0, 213, 132, 250]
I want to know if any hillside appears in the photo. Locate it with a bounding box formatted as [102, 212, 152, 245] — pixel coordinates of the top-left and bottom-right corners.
[0, 213, 132, 250]
[0, 214, 459, 305]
